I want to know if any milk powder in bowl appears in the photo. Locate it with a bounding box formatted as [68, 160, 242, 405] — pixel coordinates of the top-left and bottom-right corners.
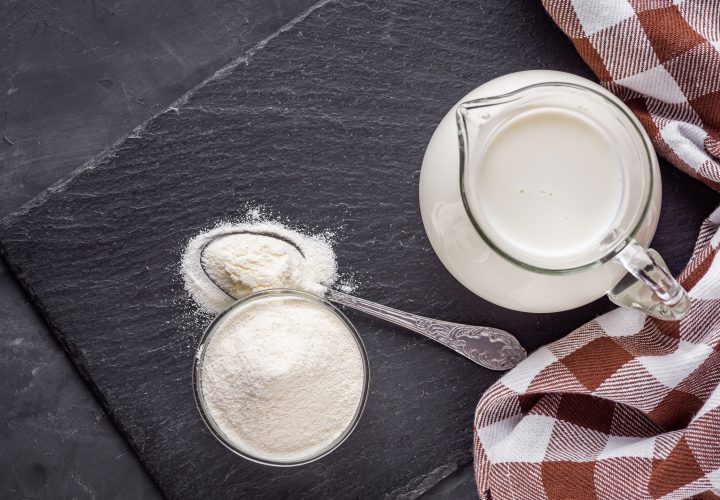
[192, 289, 369, 466]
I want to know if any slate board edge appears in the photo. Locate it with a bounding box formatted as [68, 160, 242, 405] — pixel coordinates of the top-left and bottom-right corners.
[0, 0, 334, 230]
[0, 240, 172, 490]
[0, 0, 473, 496]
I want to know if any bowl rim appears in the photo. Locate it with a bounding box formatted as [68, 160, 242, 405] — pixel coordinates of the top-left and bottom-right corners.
[192, 288, 370, 467]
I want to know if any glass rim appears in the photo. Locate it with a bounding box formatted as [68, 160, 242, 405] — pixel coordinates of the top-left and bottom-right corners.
[192, 288, 370, 467]
[457, 81, 656, 275]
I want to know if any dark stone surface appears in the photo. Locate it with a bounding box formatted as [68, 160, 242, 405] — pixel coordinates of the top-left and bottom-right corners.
[0, 0, 318, 217]
[1, 1, 718, 499]
[0, 262, 161, 500]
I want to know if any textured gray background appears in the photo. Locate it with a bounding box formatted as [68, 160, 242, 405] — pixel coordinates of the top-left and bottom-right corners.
[2, 0, 719, 498]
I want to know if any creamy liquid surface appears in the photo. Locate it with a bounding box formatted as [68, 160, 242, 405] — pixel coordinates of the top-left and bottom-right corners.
[471, 109, 624, 260]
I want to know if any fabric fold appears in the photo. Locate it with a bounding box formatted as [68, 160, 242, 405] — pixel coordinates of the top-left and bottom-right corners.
[542, 0, 720, 191]
[475, 207, 720, 498]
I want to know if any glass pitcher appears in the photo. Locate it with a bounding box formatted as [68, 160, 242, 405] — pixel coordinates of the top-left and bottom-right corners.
[419, 71, 690, 320]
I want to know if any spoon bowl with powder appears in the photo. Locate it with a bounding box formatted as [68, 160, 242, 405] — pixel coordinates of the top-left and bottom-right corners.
[187, 224, 526, 371]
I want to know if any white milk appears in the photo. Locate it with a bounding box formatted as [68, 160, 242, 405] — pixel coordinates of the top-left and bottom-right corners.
[419, 70, 662, 313]
[469, 109, 624, 261]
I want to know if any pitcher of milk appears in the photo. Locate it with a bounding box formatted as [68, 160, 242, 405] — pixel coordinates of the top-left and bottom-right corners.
[419, 71, 690, 320]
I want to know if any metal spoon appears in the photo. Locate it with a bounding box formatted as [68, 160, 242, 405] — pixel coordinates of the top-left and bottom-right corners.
[199, 230, 526, 370]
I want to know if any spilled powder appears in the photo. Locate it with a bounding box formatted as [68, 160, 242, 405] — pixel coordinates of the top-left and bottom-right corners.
[181, 220, 338, 315]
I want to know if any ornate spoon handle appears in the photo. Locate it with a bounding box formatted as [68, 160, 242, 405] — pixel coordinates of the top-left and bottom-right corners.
[325, 289, 526, 371]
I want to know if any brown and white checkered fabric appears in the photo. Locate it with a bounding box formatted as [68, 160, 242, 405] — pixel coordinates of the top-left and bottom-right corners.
[474, 207, 720, 498]
[543, 0, 720, 191]
[473, 2, 720, 498]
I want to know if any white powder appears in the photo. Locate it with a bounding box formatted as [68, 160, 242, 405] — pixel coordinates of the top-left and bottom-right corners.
[182, 220, 337, 315]
[199, 295, 366, 462]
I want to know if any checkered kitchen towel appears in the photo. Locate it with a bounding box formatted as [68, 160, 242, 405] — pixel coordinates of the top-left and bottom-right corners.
[546, 0, 720, 191]
[473, 2, 720, 499]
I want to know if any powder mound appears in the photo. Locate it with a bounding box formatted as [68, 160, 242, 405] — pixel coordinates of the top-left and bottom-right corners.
[203, 234, 307, 297]
[182, 220, 337, 315]
[199, 296, 366, 461]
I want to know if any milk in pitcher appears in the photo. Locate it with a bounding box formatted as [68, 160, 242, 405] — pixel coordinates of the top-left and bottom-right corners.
[419, 71, 692, 317]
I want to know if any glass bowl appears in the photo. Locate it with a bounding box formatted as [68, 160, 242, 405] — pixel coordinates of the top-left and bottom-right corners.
[192, 288, 370, 467]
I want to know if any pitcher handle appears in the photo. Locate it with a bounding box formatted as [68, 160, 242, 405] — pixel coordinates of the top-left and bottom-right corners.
[613, 240, 690, 320]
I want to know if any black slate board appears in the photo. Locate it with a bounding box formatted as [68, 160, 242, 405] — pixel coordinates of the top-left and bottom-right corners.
[2, 0, 719, 498]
